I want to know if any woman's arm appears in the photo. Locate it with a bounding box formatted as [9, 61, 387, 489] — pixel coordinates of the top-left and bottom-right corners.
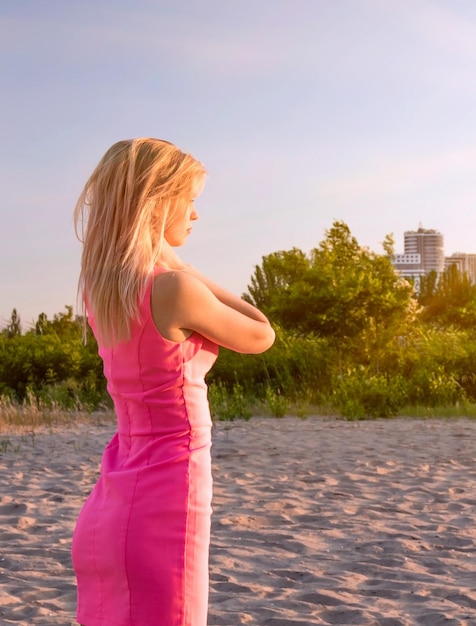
[158, 244, 266, 320]
[151, 268, 275, 354]
[181, 263, 270, 323]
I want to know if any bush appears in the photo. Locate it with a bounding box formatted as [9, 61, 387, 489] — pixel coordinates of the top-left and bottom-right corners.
[405, 366, 465, 407]
[331, 369, 406, 419]
[208, 381, 252, 421]
[208, 327, 332, 404]
[264, 386, 289, 417]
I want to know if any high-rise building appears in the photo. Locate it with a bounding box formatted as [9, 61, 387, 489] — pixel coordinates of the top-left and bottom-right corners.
[403, 227, 445, 273]
[393, 226, 476, 286]
[393, 227, 445, 281]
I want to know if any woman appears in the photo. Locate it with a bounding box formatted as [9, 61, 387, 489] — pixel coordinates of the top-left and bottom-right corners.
[71, 138, 275, 626]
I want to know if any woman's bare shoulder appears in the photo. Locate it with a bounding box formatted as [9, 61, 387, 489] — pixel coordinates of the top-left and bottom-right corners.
[153, 268, 207, 298]
[151, 270, 208, 341]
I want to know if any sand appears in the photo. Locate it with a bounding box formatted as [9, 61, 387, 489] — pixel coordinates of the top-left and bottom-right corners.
[0, 415, 475, 625]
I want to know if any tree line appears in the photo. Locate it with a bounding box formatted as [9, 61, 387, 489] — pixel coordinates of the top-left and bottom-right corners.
[3, 221, 476, 418]
[0, 306, 107, 410]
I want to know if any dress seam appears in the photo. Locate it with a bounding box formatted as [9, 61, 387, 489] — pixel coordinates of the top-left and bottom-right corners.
[136, 313, 154, 450]
[181, 341, 194, 626]
[125, 469, 142, 624]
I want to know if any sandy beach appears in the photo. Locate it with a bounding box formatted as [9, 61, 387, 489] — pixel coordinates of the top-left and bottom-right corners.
[0, 415, 475, 625]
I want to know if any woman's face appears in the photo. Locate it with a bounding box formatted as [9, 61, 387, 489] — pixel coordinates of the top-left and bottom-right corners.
[164, 176, 204, 247]
[164, 198, 199, 247]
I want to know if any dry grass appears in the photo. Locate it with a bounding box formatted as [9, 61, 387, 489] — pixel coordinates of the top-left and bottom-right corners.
[1, 395, 475, 438]
[0, 396, 115, 434]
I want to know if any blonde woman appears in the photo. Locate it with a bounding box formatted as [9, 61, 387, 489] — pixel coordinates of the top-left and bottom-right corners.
[71, 138, 275, 626]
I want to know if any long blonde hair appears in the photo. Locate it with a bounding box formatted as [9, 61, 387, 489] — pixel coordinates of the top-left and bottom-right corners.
[74, 137, 206, 346]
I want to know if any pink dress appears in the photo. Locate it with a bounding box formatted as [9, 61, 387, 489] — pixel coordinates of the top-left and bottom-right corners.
[72, 268, 218, 626]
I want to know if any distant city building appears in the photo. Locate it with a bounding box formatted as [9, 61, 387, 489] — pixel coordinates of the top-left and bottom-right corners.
[393, 227, 445, 283]
[392, 253, 425, 280]
[393, 226, 476, 287]
[403, 227, 445, 273]
[445, 253, 476, 284]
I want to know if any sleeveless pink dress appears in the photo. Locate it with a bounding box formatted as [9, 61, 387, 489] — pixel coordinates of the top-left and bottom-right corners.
[72, 268, 218, 626]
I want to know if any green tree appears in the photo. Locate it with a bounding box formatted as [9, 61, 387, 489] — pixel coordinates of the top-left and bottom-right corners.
[418, 264, 476, 330]
[30, 306, 82, 340]
[244, 248, 310, 311]
[3, 308, 22, 338]
[0, 306, 106, 406]
[244, 221, 416, 350]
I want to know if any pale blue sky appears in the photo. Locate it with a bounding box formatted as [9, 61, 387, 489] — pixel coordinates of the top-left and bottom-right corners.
[2, 0, 476, 327]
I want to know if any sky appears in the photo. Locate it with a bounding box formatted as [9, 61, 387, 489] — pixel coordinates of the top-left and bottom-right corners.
[2, 0, 476, 328]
